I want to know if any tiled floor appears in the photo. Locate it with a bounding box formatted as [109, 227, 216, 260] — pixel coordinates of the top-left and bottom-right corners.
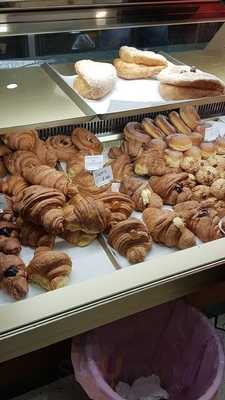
[12, 317, 225, 400]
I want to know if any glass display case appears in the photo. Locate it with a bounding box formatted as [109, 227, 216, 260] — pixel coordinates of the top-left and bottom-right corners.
[1, 0, 225, 364]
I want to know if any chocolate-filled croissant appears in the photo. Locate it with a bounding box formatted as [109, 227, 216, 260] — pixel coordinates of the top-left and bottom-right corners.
[108, 218, 152, 263]
[27, 247, 72, 291]
[96, 191, 134, 227]
[0, 253, 28, 300]
[149, 173, 193, 205]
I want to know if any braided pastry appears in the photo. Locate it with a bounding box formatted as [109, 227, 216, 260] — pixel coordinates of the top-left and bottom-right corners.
[108, 218, 152, 264]
[3, 151, 41, 175]
[22, 165, 78, 198]
[143, 207, 196, 249]
[46, 135, 77, 161]
[17, 217, 55, 249]
[109, 154, 133, 182]
[96, 191, 134, 227]
[64, 193, 110, 234]
[16, 185, 66, 234]
[149, 173, 193, 205]
[120, 176, 163, 211]
[33, 139, 57, 167]
[0, 253, 28, 300]
[27, 247, 72, 291]
[0, 175, 29, 202]
[135, 149, 172, 177]
[3, 130, 38, 151]
[71, 128, 103, 155]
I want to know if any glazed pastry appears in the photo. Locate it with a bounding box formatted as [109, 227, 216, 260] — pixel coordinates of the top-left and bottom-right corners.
[179, 105, 201, 130]
[142, 118, 165, 139]
[61, 230, 96, 247]
[108, 218, 152, 264]
[0, 253, 28, 300]
[195, 165, 219, 185]
[149, 173, 193, 205]
[113, 59, 164, 80]
[22, 165, 78, 198]
[17, 217, 55, 249]
[64, 193, 110, 234]
[124, 122, 150, 145]
[200, 142, 216, 159]
[189, 131, 203, 146]
[3, 150, 41, 175]
[109, 154, 133, 182]
[74, 60, 117, 100]
[215, 137, 225, 155]
[3, 130, 38, 151]
[154, 115, 176, 136]
[0, 219, 21, 255]
[27, 247, 72, 291]
[96, 192, 134, 226]
[0, 159, 7, 178]
[46, 135, 77, 162]
[120, 176, 163, 211]
[34, 138, 57, 167]
[135, 149, 172, 177]
[0, 175, 29, 202]
[119, 46, 167, 66]
[164, 149, 183, 169]
[16, 185, 66, 234]
[167, 134, 192, 152]
[180, 156, 201, 174]
[71, 128, 103, 155]
[168, 111, 191, 135]
[210, 178, 225, 200]
[184, 146, 202, 160]
[192, 185, 210, 201]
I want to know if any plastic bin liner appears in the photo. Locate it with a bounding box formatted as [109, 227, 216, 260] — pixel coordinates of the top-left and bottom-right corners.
[71, 300, 225, 400]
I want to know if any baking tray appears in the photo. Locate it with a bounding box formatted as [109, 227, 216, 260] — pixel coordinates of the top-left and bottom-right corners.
[0, 64, 96, 133]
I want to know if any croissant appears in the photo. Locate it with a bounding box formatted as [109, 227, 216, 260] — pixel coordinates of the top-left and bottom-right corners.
[46, 135, 77, 161]
[71, 128, 103, 155]
[22, 165, 78, 198]
[72, 172, 111, 199]
[0, 219, 21, 255]
[16, 217, 55, 249]
[109, 154, 133, 182]
[0, 253, 28, 300]
[95, 192, 134, 227]
[143, 207, 196, 249]
[3, 151, 41, 175]
[16, 185, 66, 234]
[0, 160, 7, 178]
[66, 152, 86, 176]
[61, 230, 96, 246]
[33, 139, 57, 167]
[27, 247, 72, 291]
[120, 176, 163, 211]
[2, 130, 38, 151]
[0, 140, 11, 157]
[64, 193, 110, 234]
[108, 218, 152, 264]
[149, 173, 193, 205]
[134, 149, 172, 177]
[0, 175, 29, 202]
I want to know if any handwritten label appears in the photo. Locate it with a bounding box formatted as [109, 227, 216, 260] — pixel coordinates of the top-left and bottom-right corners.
[85, 155, 104, 171]
[93, 166, 113, 187]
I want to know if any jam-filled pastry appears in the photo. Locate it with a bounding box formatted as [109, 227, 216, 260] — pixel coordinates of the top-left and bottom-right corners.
[64, 193, 110, 234]
[141, 118, 166, 139]
[149, 173, 193, 205]
[2, 130, 38, 151]
[0, 175, 29, 202]
[0, 253, 28, 300]
[0, 219, 21, 255]
[61, 230, 96, 247]
[179, 105, 201, 130]
[210, 178, 225, 200]
[120, 176, 163, 211]
[96, 192, 134, 227]
[17, 185, 66, 234]
[3, 150, 41, 175]
[17, 217, 55, 249]
[195, 164, 219, 185]
[33, 138, 57, 167]
[143, 207, 196, 249]
[108, 218, 152, 264]
[124, 122, 150, 145]
[46, 135, 77, 162]
[71, 128, 103, 155]
[135, 149, 172, 177]
[22, 165, 78, 198]
[108, 154, 133, 182]
[192, 185, 210, 201]
[27, 247, 72, 291]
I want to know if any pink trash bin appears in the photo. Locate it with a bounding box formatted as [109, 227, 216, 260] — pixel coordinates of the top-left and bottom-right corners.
[72, 301, 224, 400]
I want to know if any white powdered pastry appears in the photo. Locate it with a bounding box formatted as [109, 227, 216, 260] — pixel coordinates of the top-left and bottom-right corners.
[74, 60, 117, 99]
[119, 46, 168, 67]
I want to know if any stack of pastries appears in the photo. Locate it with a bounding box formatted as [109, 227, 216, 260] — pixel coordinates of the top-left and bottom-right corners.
[1, 104, 225, 300]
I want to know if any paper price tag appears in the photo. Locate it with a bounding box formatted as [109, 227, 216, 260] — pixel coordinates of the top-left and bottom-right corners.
[93, 166, 113, 187]
[85, 155, 104, 171]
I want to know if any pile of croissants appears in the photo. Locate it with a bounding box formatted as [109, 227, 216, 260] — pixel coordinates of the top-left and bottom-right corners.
[1, 104, 225, 300]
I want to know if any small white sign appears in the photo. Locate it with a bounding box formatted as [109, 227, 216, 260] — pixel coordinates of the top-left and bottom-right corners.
[93, 165, 113, 187]
[85, 155, 104, 171]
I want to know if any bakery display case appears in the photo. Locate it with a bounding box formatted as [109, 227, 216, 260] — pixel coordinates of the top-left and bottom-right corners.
[2, 0, 225, 365]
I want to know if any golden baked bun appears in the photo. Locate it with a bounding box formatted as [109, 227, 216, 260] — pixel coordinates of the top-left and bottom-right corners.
[184, 146, 202, 160]
[200, 142, 216, 159]
[164, 149, 183, 168]
[74, 60, 117, 99]
[215, 137, 225, 155]
[141, 118, 165, 139]
[189, 132, 204, 146]
[154, 114, 176, 135]
[167, 134, 192, 152]
[168, 111, 191, 135]
[179, 105, 201, 130]
[113, 59, 164, 80]
[119, 46, 168, 66]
